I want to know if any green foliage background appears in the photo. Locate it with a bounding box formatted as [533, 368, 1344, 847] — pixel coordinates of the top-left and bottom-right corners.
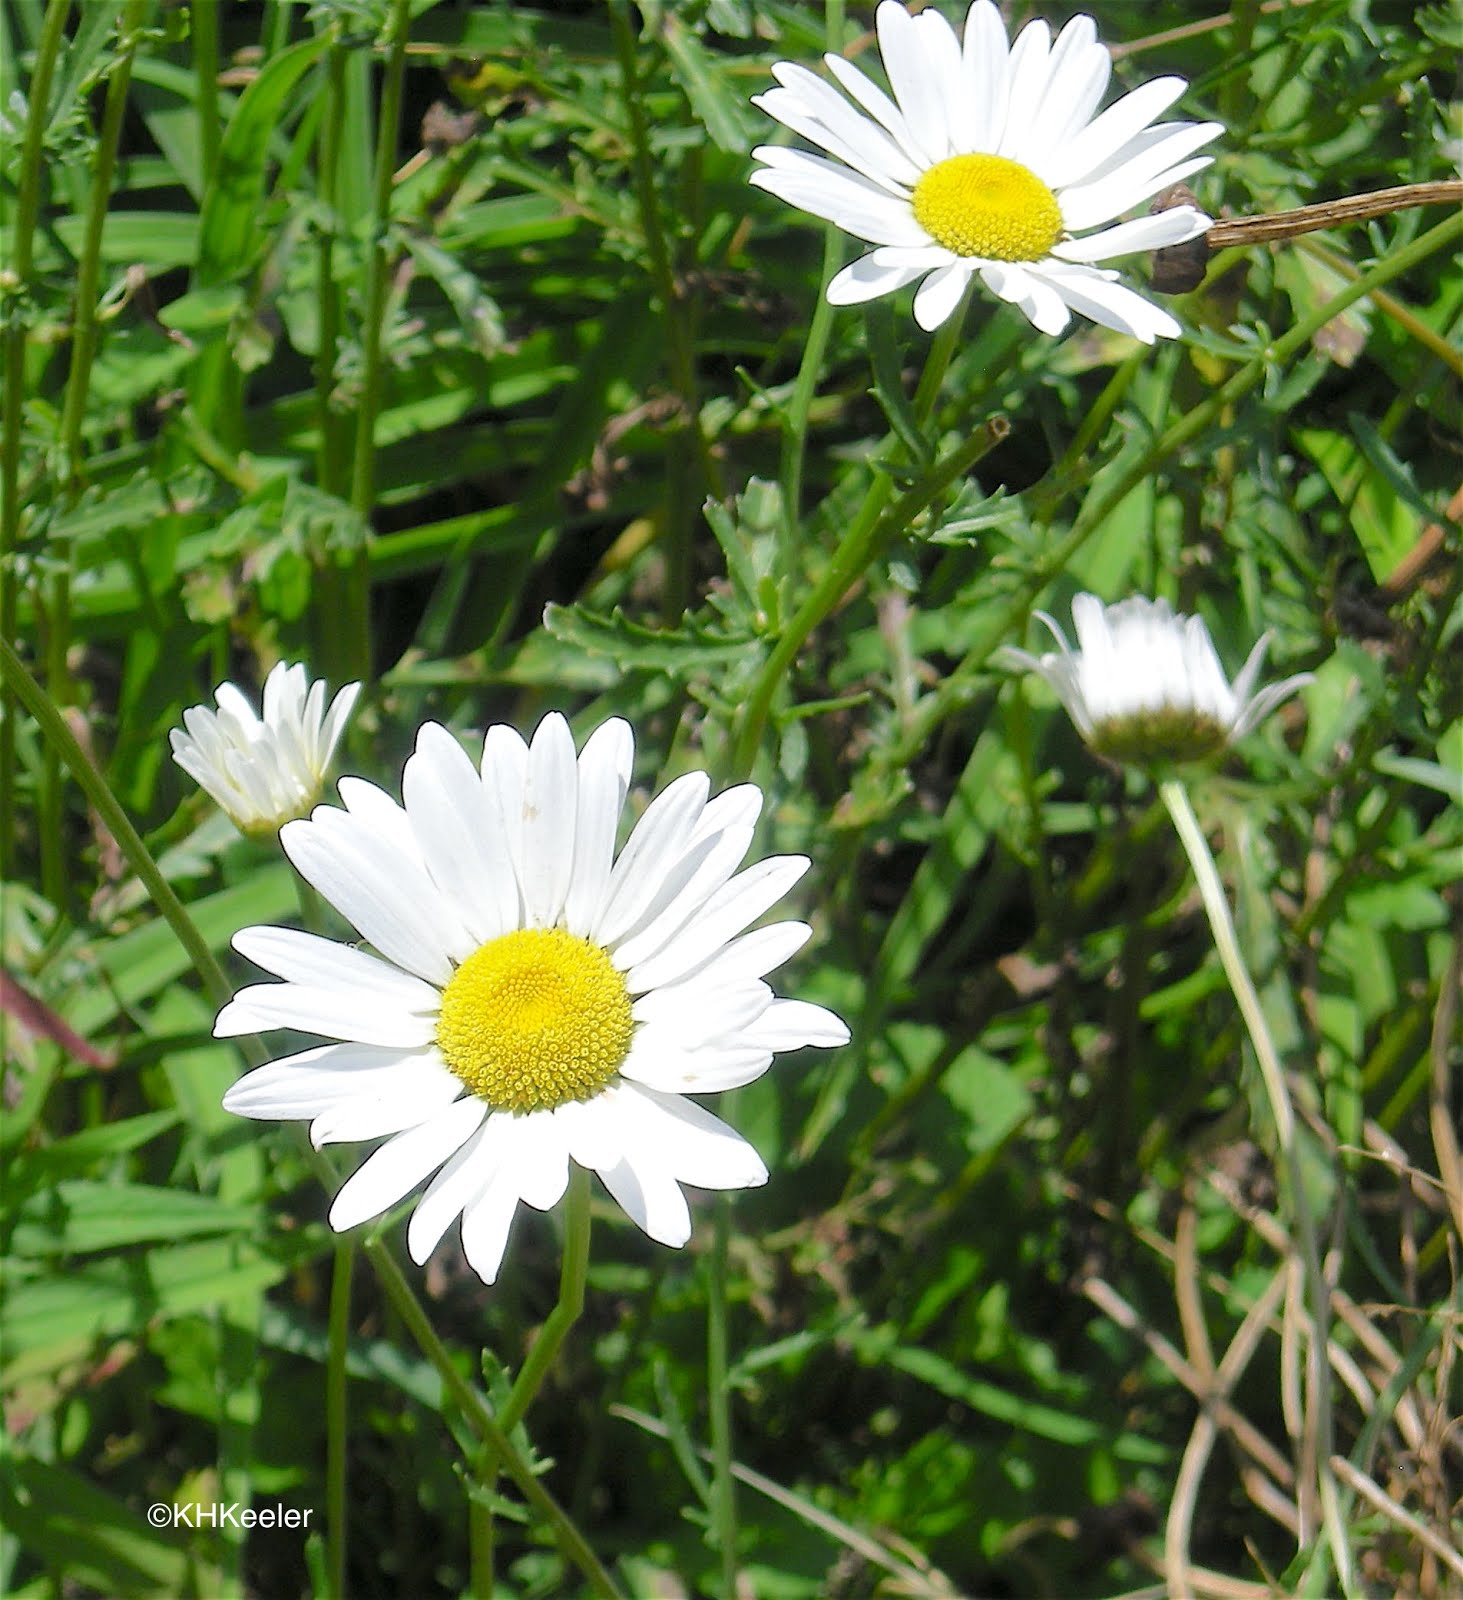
[2, 1, 1460, 1597]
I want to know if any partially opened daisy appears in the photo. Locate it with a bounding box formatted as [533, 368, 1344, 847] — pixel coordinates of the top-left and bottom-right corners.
[217, 714, 848, 1285]
[1000, 593, 1312, 765]
[751, 1, 1220, 339]
[171, 661, 360, 838]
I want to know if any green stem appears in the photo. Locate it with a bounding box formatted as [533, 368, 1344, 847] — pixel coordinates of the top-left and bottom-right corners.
[1158, 780, 1354, 1597]
[730, 412, 1006, 777]
[778, 228, 841, 564]
[315, 37, 348, 496]
[42, 0, 149, 912]
[706, 1196, 737, 1600]
[878, 206, 1463, 775]
[0, 635, 622, 1600]
[608, 0, 717, 617]
[345, 0, 412, 680]
[469, 1444, 495, 1599]
[325, 1237, 354, 1600]
[0, 0, 70, 884]
[499, 1167, 593, 1434]
[193, 0, 221, 188]
[358, 1236, 624, 1600]
[472, 1168, 593, 1594]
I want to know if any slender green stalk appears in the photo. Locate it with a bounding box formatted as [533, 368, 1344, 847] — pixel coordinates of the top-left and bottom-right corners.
[499, 1167, 593, 1434]
[706, 1196, 737, 1600]
[41, 0, 149, 911]
[314, 38, 349, 496]
[1159, 779, 1354, 1597]
[0, 0, 70, 885]
[325, 1238, 354, 1600]
[471, 1169, 593, 1595]
[730, 413, 1006, 776]
[193, 0, 221, 187]
[608, 0, 717, 616]
[358, 1237, 625, 1600]
[778, 229, 841, 563]
[345, 0, 412, 680]
[0, 636, 622, 1600]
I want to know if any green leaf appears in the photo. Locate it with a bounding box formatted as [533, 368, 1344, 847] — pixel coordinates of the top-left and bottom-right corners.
[542, 603, 760, 676]
[10, 1182, 262, 1257]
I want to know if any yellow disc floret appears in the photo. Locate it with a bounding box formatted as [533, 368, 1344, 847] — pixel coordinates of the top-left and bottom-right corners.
[436, 928, 634, 1113]
[911, 154, 1064, 262]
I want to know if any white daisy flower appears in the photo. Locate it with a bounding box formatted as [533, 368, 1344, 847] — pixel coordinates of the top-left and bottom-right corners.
[216, 714, 849, 1285]
[170, 662, 361, 838]
[750, 0, 1221, 340]
[999, 593, 1312, 764]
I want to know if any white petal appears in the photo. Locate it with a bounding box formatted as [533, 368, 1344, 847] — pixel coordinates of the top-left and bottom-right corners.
[616, 1082, 768, 1190]
[750, 152, 929, 246]
[754, 67, 920, 190]
[962, 0, 1011, 151]
[912, 263, 973, 331]
[826, 254, 926, 305]
[222, 1043, 416, 1119]
[519, 713, 578, 929]
[980, 262, 1071, 336]
[336, 777, 423, 867]
[619, 1043, 775, 1095]
[327, 1097, 487, 1233]
[1058, 135, 1217, 231]
[594, 771, 709, 946]
[563, 718, 634, 937]
[481, 724, 529, 890]
[740, 998, 851, 1050]
[499, 1109, 570, 1212]
[310, 1057, 465, 1148]
[459, 1161, 527, 1285]
[403, 723, 520, 944]
[651, 921, 812, 989]
[609, 821, 755, 972]
[1043, 76, 1188, 189]
[214, 981, 436, 1047]
[231, 925, 441, 1011]
[281, 810, 467, 984]
[1031, 264, 1181, 343]
[407, 1114, 506, 1265]
[821, 51, 926, 172]
[1051, 205, 1210, 264]
[876, 0, 950, 165]
[624, 855, 810, 993]
[995, 17, 1050, 162]
[629, 980, 772, 1044]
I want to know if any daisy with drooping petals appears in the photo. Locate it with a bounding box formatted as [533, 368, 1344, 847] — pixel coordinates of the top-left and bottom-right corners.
[751, 0, 1221, 340]
[217, 714, 849, 1285]
[170, 661, 360, 838]
[999, 594, 1312, 765]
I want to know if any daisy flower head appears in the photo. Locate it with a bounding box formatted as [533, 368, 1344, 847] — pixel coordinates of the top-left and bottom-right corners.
[1000, 594, 1312, 766]
[170, 661, 361, 838]
[216, 714, 849, 1285]
[750, 1, 1221, 340]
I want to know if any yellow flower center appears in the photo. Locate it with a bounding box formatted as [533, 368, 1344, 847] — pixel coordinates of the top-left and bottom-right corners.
[911, 154, 1064, 262]
[436, 928, 633, 1113]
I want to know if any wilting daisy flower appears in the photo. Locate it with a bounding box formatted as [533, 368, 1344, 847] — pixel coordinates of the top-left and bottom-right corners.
[751, 1, 1220, 339]
[170, 662, 360, 838]
[1000, 594, 1312, 764]
[217, 714, 848, 1284]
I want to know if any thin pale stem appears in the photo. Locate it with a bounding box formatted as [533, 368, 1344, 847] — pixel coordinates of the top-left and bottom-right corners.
[778, 228, 841, 565]
[0, 636, 622, 1600]
[1159, 779, 1354, 1596]
[707, 1196, 737, 1600]
[193, 0, 221, 187]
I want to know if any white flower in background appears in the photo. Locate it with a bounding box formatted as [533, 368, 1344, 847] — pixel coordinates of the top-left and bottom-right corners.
[999, 594, 1312, 764]
[751, 0, 1219, 340]
[170, 662, 360, 838]
[217, 714, 848, 1285]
